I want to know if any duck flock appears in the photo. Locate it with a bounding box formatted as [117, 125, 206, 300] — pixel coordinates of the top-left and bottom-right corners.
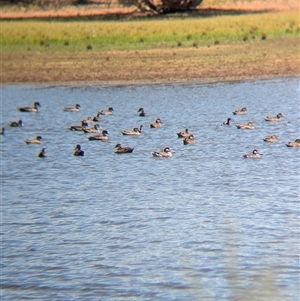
[2, 101, 300, 159]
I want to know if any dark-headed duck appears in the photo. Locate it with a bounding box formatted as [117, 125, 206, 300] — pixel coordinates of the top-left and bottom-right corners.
[69, 120, 88, 131]
[222, 118, 232, 126]
[152, 146, 174, 158]
[63, 104, 81, 112]
[137, 107, 147, 117]
[9, 119, 23, 127]
[265, 113, 283, 121]
[93, 112, 102, 122]
[263, 135, 278, 143]
[122, 125, 143, 136]
[83, 124, 101, 134]
[18, 101, 41, 113]
[25, 135, 43, 144]
[243, 149, 262, 159]
[38, 148, 48, 158]
[183, 134, 195, 145]
[114, 143, 134, 154]
[99, 107, 114, 115]
[286, 139, 300, 147]
[233, 107, 247, 115]
[150, 118, 162, 128]
[177, 128, 190, 138]
[236, 122, 254, 130]
[74, 144, 84, 156]
[88, 130, 109, 141]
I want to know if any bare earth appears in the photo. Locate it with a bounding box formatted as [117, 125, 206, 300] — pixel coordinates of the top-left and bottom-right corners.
[1, 1, 299, 86]
[2, 38, 299, 86]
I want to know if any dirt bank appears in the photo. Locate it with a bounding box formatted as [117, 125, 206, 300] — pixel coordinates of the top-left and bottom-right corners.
[1, 0, 299, 86]
[2, 38, 299, 86]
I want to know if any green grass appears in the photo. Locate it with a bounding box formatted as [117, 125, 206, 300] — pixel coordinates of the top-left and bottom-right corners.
[1, 11, 299, 52]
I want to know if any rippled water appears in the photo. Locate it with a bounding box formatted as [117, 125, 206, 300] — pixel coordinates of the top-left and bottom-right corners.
[1, 78, 299, 301]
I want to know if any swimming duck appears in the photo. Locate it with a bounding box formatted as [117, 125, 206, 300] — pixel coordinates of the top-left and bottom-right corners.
[114, 143, 134, 154]
[63, 104, 81, 112]
[25, 136, 43, 144]
[177, 128, 190, 138]
[93, 112, 102, 122]
[122, 125, 143, 136]
[88, 130, 109, 141]
[222, 118, 232, 126]
[183, 135, 195, 145]
[9, 119, 23, 127]
[69, 120, 88, 131]
[152, 147, 174, 158]
[243, 149, 262, 159]
[18, 101, 41, 113]
[38, 148, 48, 158]
[236, 122, 254, 130]
[82, 117, 93, 124]
[137, 107, 147, 117]
[74, 144, 84, 156]
[0, 128, 5, 135]
[99, 107, 114, 115]
[83, 124, 101, 134]
[150, 118, 162, 128]
[263, 135, 278, 143]
[233, 107, 247, 115]
[286, 139, 300, 147]
[265, 113, 283, 121]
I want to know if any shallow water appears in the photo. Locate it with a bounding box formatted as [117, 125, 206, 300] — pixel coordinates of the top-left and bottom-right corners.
[1, 78, 299, 301]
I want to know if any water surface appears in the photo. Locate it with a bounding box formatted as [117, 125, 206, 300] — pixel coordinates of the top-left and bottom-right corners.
[1, 78, 299, 300]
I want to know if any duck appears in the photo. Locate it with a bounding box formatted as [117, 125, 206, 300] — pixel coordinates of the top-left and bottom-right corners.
[183, 135, 195, 145]
[9, 119, 23, 127]
[236, 122, 254, 130]
[69, 120, 89, 131]
[0, 128, 5, 135]
[74, 144, 84, 156]
[114, 143, 134, 154]
[243, 149, 262, 159]
[99, 107, 114, 115]
[177, 128, 190, 138]
[233, 107, 247, 115]
[18, 101, 41, 112]
[83, 124, 101, 134]
[286, 139, 300, 147]
[88, 130, 109, 141]
[122, 125, 143, 136]
[150, 118, 162, 128]
[82, 117, 93, 124]
[93, 112, 102, 122]
[152, 147, 174, 158]
[63, 104, 81, 112]
[25, 136, 43, 144]
[222, 118, 232, 126]
[265, 113, 283, 121]
[263, 135, 278, 143]
[38, 148, 48, 158]
[137, 107, 147, 117]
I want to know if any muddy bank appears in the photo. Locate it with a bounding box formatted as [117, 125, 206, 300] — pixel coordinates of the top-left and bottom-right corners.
[2, 38, 299, 86]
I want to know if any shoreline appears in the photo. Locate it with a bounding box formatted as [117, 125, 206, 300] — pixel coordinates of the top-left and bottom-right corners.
[2, 74, 299, 88]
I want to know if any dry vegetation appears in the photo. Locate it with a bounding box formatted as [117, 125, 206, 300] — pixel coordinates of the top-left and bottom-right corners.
[0, 0, 298, 19]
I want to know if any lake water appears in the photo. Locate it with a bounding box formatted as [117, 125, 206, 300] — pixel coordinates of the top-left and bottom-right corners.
[1, 78, 299, 301]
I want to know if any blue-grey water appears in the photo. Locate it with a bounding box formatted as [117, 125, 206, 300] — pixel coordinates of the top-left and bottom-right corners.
[1, 78, 299, 301]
